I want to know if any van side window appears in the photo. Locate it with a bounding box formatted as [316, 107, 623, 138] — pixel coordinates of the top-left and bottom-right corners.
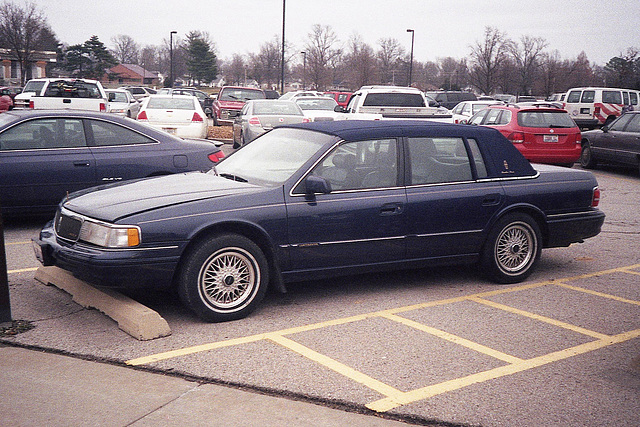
[566, 91, 582, 103]
[581, 91, 595, 103]
[623, 92, 630, 105]
[630, 92, 638, 105]
[602, 91, 622, 104]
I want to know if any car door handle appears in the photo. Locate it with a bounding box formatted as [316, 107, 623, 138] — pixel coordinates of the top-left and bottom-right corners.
[380, 203, 403, 216]
[482, 194, 501, 206]
[73, 161, 90, 167]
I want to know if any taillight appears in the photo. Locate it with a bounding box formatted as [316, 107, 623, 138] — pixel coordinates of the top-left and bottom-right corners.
[100, 102, 106, 112]
[302, 117, 310, 123]
[137, 110, 148, 121]
[594, 106, 600, 117]
[508, 131, 525, 143]
[248, 117, 261, 126]
[592, 187, 600, 207]
[208, 151, 225, 163]
[28, 100, 34, 109]
[192, 112, 203, 122]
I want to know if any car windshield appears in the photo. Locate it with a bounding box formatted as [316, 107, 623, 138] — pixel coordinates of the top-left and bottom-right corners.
[296, 98, 337, 111]
[518, 111, 576, 128]
[220, 89, 265, 101]
[147, 98, 195, 110]
[108, 92, 128, 102]
[215, 128, 332, 186]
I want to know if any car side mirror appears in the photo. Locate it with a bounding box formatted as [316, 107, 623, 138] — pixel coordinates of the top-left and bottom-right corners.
[601, 125, 609, 132]
[305, 175, 332, 194]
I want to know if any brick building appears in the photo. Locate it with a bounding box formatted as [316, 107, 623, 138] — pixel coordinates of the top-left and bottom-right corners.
[104, 64, 161, 87]
[0, 48, 57, 85]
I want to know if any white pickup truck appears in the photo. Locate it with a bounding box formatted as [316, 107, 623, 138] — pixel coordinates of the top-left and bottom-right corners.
[336, 85, 452, 122]
[16, 78, 108, 112]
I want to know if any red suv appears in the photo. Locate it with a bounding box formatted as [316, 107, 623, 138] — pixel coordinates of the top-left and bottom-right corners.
[212, 86, 265, 126]
[468, 104, 581, 166]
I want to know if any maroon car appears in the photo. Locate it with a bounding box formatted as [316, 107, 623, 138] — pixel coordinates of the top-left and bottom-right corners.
[212, 86, 265, 126]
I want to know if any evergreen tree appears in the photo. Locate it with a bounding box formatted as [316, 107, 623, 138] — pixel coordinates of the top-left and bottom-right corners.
[62, 35, 117, 79]
[185, 31, 218, 85]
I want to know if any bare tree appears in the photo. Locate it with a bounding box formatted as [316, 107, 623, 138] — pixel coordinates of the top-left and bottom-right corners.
[223, 54, 246, 85]
[0, 1, 56, 84]
[377, 38, 405, 85]
[110, 34, 139, 64]
[508, 35, 548, 95]
[248, 36, 281, 87]
[344, 33, 376, 88]
[304, 24, 341, 90]
[468, 26, 511, 95]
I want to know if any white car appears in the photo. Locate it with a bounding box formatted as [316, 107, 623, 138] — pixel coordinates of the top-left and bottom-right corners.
[450, 100, 502, 124]
[106, 89, 141, 118]
[279, 90, 327, 100]
[295, 96, 344, 122]
[137, 95, 208, 139]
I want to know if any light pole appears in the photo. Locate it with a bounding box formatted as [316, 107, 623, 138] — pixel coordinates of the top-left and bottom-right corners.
[280, 0, 286, 94]
[301, 51, 306, 90]
[169, 30, 177, 88]
[406, 29, 414, 87]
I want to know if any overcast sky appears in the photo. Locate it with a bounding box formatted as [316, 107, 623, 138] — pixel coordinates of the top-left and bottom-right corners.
[19, 0, 640, 66]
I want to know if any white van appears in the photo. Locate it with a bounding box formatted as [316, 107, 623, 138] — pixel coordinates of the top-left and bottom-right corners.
[563, 87, 640, 129]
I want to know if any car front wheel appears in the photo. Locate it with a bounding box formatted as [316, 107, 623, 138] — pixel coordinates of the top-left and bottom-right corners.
[178, 234, 269, 322]
[481, 213, 542, 284]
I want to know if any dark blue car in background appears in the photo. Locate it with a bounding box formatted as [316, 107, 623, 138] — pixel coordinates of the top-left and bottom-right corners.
[0, 110, 224, 215]
[35, 120, 605, 322]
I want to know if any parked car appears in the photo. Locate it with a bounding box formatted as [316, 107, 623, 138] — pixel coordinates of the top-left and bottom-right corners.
[212, 86, 266, 126]
[294, 96, 343, 122]
[232, 99, 308, 148]
[426, 91, 477, 110]
[324, 91, 353, 108]
[263, 89, 280, 99]
[35, 120, 604, 322]
[12, 78, 48, 109]
[450, 100, 502, 123]
[279, 90, 327, 101]
[468, 104, 582, 166]
[580, 111, 640, 174]
[137, 95, 209, 139]
[563, 87, 640, 129]
[0, 86, 22, 102]
[157, 87, 214, 118]
[0, 109, 224, 215]
[120, 86, 157, 100]
[105, 89, 140, 118]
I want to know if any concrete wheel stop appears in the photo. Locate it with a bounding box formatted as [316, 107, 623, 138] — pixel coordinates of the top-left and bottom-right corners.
[34, 266, 171, 340]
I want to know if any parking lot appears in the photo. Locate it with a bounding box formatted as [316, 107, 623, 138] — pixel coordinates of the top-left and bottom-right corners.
[2, 158, 639, 426]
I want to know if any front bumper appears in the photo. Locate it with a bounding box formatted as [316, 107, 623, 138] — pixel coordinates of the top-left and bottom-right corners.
[34, 221, 184, 290]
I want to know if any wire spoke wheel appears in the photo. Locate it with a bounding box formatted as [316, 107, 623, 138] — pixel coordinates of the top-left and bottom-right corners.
[495, 223, 534, 273]
[199, 248, 257, 310]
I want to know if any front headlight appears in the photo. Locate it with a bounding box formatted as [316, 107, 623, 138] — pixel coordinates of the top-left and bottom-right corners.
[79, 221, 140, 248]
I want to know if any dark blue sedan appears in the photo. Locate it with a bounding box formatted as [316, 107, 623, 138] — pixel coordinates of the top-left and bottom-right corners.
[0, 110, 224, 215]
[35, 120, 605, 322]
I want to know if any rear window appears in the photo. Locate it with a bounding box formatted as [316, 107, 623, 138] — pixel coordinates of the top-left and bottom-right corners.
[362, 93, 425, 107]
[22, 80, 46, 94]
[566, 91, 582, 103]
[253, 102, 302, 115]
[43, 81, 103, 98]
[581, 91, 595, 103]
[518, 111, 576, 128]
[147, 97, 196, 110]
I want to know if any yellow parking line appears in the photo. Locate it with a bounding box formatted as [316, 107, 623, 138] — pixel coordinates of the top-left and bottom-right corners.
[6, 241, 31, 246]
[469, 297, 610, 340]
[366, 328, 640, 412]
[7, 267, 38, 274]
[553, 282, 640, 306]
[267, 334, 402, 397]
[380, 313, 523, 364]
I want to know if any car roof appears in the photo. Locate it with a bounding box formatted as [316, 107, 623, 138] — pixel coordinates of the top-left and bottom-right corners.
[282, 120, 537, 178]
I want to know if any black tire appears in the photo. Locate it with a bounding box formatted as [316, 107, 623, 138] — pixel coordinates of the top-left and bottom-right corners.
[480, 213, 542, 284]
[177, 234, 269, 322]
[580, 142, 597, 169]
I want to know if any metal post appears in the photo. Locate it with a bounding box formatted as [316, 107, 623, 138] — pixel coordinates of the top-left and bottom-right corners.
[169, 31, 177, 88]
[0, 208, 11, 324]
[280, 0, 286, 94]
[301, 51, 306, 90]
[406, 29, 414, 87]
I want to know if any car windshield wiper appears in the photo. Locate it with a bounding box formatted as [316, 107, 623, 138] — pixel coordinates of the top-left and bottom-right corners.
[220, 173, 248, 183]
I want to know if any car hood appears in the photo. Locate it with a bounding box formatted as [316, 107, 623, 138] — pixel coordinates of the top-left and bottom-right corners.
[63, 172, 260, 222]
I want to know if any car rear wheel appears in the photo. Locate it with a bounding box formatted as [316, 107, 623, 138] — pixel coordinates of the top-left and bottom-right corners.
[177, 234, 269, 322]
[481, 213, 541, 284]
[580, 142, 597, 169]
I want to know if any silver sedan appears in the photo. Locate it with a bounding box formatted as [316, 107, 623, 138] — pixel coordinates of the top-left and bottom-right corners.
[232, 99, 308, 148]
